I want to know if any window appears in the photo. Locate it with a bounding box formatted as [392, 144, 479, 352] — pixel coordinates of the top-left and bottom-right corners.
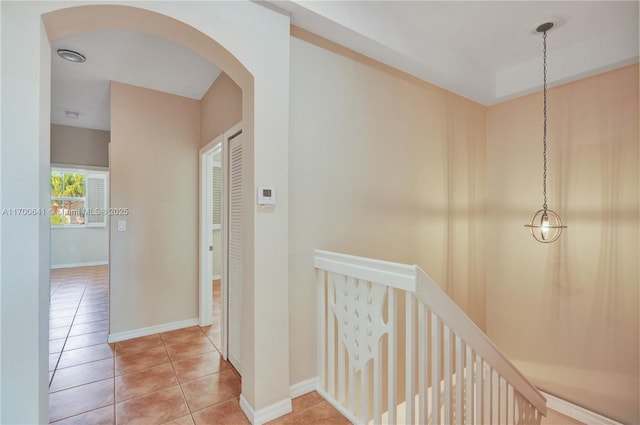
[51, 168, 108, 228]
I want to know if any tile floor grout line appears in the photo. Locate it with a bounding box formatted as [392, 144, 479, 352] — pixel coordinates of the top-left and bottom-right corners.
[49, 274, 88, 388]
[164, 336, 195, 423]
[49, 403, 114, 425]
[48, 267, 113, 424]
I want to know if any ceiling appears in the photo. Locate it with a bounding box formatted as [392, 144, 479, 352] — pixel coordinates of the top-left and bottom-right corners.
[51, 1, 638, 131]
[268, 0, 638, 105]
[51, 30, 221, 131]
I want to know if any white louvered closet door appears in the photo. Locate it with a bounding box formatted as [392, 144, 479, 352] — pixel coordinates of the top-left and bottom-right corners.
[227, 131, 243, 372]
[211, 160, 222, 279]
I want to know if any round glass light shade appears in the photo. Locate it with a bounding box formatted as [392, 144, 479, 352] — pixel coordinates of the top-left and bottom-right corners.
[524, 209, 566, 243]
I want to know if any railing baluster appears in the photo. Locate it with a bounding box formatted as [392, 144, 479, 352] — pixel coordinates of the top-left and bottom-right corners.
[361, 361, 369, 423]
[501, 377, 508, 424]
[327, 273, 336, 398]
[431, 313, 440, 424]
[338, 335, 345, 405]
[349, 350, 355, 413]
[444, 324, 452, 424]
[475, 356, 483, 424]
[492, 369, 499, 424]
[508, 384, 515, 425]
[418, 302, 427, 425]
[484, 365, 491, 424]
[405, 293, 415, 423]
[388, 289, 397, 425]
[374, 338, 382, 424]
[456, 335, 463, 425]
[317, 269, 326, 390]
[466, 345, 474, 425]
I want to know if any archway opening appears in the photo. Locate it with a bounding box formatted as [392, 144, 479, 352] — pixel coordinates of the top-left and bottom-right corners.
[43, 4, 255, 423]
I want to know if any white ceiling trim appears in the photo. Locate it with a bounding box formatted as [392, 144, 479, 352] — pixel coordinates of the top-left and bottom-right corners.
[275, 0, 494, 103]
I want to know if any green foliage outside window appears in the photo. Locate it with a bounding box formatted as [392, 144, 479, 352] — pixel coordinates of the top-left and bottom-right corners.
[50, 211, 65, 225]
[51, 171, 86, 226]
[51, 172, 84, 197]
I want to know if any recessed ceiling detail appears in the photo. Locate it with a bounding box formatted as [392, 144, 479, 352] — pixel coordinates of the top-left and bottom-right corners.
[266, 0, 638, 105]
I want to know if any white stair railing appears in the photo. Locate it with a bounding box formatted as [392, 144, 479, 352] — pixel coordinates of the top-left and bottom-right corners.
[315, 250, 546, 425]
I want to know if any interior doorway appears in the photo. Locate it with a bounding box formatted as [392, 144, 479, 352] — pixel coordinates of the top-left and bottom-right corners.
[199, 122, 242, 373]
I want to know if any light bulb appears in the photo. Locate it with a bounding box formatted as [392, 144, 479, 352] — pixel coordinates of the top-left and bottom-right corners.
[540, 212, 550, 240]
[525, 208, 566, 243]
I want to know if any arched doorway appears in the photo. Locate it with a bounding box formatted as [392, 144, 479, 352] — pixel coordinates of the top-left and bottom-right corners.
[1, 3, 290, 423]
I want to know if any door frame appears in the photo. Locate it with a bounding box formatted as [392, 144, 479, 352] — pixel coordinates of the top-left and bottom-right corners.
[199, 122, 242, 364]
[198, 135, 223, 329]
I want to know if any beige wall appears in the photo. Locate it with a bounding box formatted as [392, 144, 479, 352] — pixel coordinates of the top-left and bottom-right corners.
[200, 72, 242, 147]
[289, 30, 487, 387]
[110, 82, 200, 334]
[51, 124, 109, 167]
[51, 227, 108, 268]
[486, 65, 639, 425]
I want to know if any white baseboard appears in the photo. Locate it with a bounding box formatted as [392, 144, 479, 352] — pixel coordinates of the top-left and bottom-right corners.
[239, 394, 292, 425]
[212, 274, 222, 280]
[289, 376, 320, 398]
[240, 376, 320, 425]
[107, 318, 199, 343]
[541, 391, 624, 425]
[239, 395, 253, 423]
[51, 261, 108, 269]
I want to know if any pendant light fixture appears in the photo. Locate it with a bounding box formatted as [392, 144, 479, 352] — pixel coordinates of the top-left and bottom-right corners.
[524, 22, 566, 243]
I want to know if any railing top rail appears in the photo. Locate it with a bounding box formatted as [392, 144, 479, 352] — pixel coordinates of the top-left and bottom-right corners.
[314, 249, 547, 416]
[314, 249, 417, 292]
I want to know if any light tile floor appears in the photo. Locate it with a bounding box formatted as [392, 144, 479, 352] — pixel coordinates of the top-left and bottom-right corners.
[49, 266, 347, 425]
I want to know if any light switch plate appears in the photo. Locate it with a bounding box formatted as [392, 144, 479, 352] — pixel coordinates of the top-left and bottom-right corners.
[117, 220, 126, 232]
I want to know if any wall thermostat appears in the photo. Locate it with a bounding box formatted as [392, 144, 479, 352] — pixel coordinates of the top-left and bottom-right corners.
[257, 186, 276, 205]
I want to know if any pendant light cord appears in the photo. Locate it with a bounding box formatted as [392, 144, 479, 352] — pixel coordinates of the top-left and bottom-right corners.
[542, 30, 548, 211]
